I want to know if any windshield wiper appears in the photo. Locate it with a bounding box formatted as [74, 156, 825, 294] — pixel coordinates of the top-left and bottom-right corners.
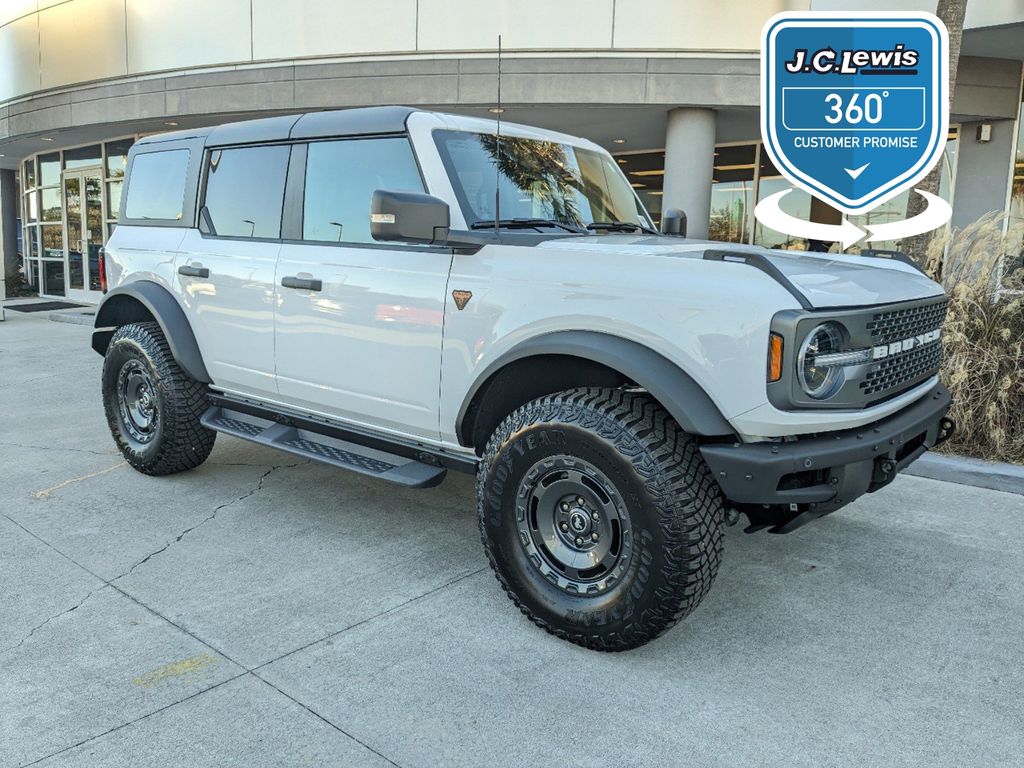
[469, 218, 585, 233]
[586, 221, 658, 235]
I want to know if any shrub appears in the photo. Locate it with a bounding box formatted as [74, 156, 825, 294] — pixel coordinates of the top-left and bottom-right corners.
[925, 214, 1024, 463]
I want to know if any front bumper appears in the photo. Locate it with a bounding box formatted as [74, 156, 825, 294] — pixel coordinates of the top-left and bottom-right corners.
[700, 385, 954, 533]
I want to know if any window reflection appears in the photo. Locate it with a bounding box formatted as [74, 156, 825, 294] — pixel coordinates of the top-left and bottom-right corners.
[710, 145, 755, 243]
[615, 129, 960, 252]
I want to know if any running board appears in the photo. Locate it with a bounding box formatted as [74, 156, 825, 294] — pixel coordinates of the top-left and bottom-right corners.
[201, 406, 447, 488]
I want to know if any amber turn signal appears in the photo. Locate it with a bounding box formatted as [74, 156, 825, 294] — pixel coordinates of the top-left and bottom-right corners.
[767, 333, 784, 382]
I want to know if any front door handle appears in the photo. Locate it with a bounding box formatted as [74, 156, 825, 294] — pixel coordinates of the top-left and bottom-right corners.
[178, 264, 210, 278]
[281, 276, 323, 291]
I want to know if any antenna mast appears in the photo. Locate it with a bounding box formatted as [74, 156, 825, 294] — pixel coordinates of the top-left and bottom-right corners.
[494, 34, 502, 234]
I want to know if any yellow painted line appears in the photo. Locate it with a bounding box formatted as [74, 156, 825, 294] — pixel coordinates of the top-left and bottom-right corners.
[131, 653, 218, 689]
[32, 461, 127, 499]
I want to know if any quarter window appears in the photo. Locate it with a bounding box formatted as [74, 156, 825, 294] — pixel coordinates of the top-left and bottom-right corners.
[124, 149, 190, 221]
[204, 145, 290, 238]
[303, 137, 424, 244]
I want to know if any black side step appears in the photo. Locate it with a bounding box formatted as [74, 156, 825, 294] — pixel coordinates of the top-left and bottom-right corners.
[201, 406, 447, 488]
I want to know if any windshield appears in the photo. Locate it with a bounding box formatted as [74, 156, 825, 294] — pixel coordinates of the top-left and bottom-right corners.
[433, 129, 652, 230]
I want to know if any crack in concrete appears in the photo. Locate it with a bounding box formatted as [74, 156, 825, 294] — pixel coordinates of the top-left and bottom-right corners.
[4, 461, 303, 656]
[1, 584, 107, 657]
[114, 462, 302, 582]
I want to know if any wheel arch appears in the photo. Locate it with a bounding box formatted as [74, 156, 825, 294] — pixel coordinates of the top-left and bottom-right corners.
[456, 331, 735, 451]
[92, 281, 210, 383]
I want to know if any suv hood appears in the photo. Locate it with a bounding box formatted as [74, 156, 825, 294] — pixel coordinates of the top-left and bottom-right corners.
[538, 234, 944, 309]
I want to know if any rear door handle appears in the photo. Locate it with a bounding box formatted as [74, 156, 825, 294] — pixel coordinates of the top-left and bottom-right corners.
[281, 276, 323, 291]
[178, 265, 210, 278]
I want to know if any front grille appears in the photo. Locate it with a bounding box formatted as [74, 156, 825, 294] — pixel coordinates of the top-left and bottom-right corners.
[860, 340, 943, 399]
[865, 299, 948, 345]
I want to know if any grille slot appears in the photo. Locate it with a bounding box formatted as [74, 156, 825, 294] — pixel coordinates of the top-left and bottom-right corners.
[860, 341, 943, 398]
[865, 299, 948, 345]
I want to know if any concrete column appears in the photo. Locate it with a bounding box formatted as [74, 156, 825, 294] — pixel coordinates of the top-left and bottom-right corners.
[0, 169, 17, 307]
[662, 108, 717, 239]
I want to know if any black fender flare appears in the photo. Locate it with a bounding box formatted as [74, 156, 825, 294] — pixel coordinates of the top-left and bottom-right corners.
[91, 281, 210, 383]
[457, 331, 735, 440]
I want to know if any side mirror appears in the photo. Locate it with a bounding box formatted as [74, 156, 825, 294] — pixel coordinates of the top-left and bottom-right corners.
[661, 208, 687, 237]
[371, 189, 450, 245]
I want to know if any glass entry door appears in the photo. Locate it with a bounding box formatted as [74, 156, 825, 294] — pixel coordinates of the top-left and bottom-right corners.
[64, 168, 106, 303]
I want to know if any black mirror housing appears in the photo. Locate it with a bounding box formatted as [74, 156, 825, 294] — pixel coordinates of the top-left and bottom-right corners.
[371, 189, 450, 245]
[661, 208, 687, 237]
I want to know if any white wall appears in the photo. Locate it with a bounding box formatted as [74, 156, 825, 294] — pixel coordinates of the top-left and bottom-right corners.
[0, 0, 815, 104]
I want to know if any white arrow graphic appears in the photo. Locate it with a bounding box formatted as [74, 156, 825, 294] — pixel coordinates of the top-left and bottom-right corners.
[845, 163, 869, 179]
[754, 189, 866, 249]
[865, 189, 952, 242]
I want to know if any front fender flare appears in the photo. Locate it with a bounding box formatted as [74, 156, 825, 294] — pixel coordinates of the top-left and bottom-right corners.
[457, 331, 734, 439]
[92, 281, 210, 383]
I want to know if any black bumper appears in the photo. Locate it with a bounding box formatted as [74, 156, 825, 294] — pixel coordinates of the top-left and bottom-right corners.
[700, 385, 954, 532]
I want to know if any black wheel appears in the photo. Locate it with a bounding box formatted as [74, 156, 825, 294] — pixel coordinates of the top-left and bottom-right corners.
[102, 321, 216, 476]
[478, 387, 725, 651]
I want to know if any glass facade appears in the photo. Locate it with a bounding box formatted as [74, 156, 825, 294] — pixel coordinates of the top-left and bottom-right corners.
[617, 128, 960, 253]
[1006, 93, 1024, 289]
[19, 136, 135, 297]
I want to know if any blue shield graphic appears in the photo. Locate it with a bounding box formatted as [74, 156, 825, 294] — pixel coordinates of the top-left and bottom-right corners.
[761, 13, 947, 214]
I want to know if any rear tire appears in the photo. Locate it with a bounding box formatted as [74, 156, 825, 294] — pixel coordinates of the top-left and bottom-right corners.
[478, 387, 724, 651]
[102, 321, 215, 475]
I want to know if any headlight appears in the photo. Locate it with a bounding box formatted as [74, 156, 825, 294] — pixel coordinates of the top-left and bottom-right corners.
[798, 322, 847, 399]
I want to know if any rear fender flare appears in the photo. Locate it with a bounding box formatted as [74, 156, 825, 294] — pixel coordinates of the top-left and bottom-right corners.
[92, 281, 210, 383]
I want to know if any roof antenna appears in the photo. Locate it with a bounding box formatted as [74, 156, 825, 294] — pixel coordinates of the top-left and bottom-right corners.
[493, 34, 502, 235]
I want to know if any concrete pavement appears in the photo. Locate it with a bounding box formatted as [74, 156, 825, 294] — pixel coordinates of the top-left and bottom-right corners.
[2, 308, 1023, 767]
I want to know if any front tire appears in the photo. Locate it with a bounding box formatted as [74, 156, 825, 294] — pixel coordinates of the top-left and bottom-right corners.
[102, 321, 215, 476]
[478, 387, 724, 651]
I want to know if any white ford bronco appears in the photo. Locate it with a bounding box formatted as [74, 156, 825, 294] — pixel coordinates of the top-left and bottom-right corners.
[93, 106, 954, 650]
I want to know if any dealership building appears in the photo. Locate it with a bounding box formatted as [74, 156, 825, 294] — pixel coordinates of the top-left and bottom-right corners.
[0, 0, 1021, 304]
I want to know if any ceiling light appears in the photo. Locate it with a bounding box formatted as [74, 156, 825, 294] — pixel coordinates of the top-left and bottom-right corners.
[629, 169, 665, 177]
[612, 138, 626, 144]
[488, 108, 505, 114]
[630, 182, 646, 188]
[616, 158, 627, 164]
[40, 137, 54, 141]
[164, 121, 179, 126]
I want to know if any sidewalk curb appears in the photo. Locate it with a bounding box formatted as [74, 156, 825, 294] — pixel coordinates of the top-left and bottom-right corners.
[48, 311, 95, 327]
[905, 453, 1024, 496]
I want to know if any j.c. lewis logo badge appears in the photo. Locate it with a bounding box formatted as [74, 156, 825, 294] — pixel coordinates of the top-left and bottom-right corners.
[761, 12, 948, 214]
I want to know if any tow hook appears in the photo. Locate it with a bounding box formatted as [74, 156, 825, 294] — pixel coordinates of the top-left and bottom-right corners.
[871, 457, 897, 486]
[936, 416, 956, 446]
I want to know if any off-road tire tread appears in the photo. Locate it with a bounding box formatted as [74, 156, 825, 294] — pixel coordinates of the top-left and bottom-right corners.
[477, 387, 725, 651]
[103, 321, 215, 476]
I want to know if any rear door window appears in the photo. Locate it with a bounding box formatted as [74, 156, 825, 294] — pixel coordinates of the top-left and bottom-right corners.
[203, 145, 291, 238]
[124, 149, 190, 221]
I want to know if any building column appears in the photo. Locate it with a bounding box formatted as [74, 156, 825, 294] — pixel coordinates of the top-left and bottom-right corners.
[662, 108, 716, 239]
[0, 169, 17, 304]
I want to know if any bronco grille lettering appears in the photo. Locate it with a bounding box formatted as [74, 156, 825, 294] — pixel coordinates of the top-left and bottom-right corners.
[871, 327, 941, 360]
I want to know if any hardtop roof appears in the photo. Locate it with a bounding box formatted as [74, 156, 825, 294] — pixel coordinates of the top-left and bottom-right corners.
[135, 106, 419, 148]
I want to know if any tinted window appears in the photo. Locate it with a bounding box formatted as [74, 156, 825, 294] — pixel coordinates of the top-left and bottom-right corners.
[204, 145, 290, 238]
[303, 137, 423, 244]
[124, 149, 190, 221]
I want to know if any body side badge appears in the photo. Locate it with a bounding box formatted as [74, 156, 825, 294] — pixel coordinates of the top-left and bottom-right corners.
[452, 290, 473, 310]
